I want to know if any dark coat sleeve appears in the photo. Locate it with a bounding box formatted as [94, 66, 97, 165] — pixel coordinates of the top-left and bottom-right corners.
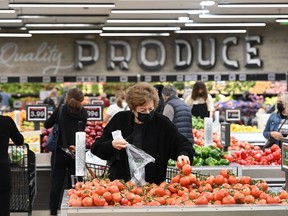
[44, 106, 59, 129]
[8, 117, 24, 146]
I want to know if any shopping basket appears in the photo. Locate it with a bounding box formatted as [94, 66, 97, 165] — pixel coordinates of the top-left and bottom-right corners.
[9, 144, 36, 216]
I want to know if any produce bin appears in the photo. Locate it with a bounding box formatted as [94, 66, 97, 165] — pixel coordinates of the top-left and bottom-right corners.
[9, 144, 36, 216]
[60, 190, 288, 216]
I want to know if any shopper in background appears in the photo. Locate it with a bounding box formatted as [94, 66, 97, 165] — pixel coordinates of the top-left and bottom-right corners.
[43, 88, 58, 111]
[103, 89, 129, 123]
[44, 88, 88, 216]
[185, 81, 215, 119]
[0, 88, 11, 110]
[91, 82, 194, 185]
[263, 92, 288, 148]
[98, 92, 110, 108]
[162, 84, 194, 144]
[153, 84, 165, 113]
[238, 90, 253, 102]
[0, 112, 24, 216]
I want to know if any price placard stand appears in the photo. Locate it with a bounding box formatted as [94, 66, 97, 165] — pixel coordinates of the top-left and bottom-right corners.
[225, 109, 241, 122]
[221, 122, 231, 152]
[26, 105, 48, 130]
[83, 104, 103, 121]
[281, 138, 288, 192]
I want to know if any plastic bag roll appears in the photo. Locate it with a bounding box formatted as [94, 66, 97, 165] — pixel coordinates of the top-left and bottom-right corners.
[75, 132, 86, 176]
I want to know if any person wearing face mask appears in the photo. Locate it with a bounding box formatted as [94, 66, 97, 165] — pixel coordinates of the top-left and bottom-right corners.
[91, 82, 194, 185]
[263, 92, 288, 148]
[185, 81, 215, 119]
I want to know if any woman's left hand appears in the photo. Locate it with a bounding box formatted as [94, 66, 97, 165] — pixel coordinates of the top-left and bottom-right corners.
[177, 155, 190, 167]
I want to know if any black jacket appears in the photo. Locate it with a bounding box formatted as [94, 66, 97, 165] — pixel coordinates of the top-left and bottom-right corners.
[0, 116, 24, 190]
[91, 111, 194, 185]
[44, 105, 88, 148]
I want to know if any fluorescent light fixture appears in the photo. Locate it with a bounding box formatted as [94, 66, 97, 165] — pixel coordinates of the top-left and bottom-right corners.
[178, 17, 190, 21]
[9, 3, 115, 8]
[100, 33, 170, 37]
[200, 1, 215, 6]
[25, 23, 99, 27]
[29, 30, 102, 34]
[175, 29, 246, 34]
[102, 26, 180, 31]
[218, 3, 288, 8]
[199, 14, 288, 19]
[111, 9, 209, 14]
[0, 19, 22, 23]
[0, 9, 15, 13]
[276, 19, 288, 22]
[107, 19, 193, 23]
[185, 22, 266, 27]
[0, 33, 32, 37]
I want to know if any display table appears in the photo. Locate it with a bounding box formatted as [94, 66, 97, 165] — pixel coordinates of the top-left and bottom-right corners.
[60, 191, 288, 216]
[231, 132, 265, 145]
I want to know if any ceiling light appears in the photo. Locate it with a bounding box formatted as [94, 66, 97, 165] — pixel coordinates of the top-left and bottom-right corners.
[102, 27, 180, 31]
[200, 1, 215, 6]
[107, 19, 193, 23]
[28, 30, 102, 34]
[111, 9, 209, 14]
[199, 14, 288, 19]
[185, 22, 266, 27]
[25, 24, 99, 27]
[276, 19, 288, 22]
[178, 17, 190, 21]
[0, 10, 15, 13]
[100, 33, 170, 37]
[0, 33, 32, 37]
[9, 3, 115, 8]
[218, 3, 288, 8]
[0, 19, 22, 23]
[175, 30, 246, 34]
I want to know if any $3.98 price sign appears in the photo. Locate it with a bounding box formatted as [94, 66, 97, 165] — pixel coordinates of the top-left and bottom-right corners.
[26, 105, 48, 122]
[84, 105, 103, 121]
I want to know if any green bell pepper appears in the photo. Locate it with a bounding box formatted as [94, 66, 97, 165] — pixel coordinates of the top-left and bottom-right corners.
[195, 157, 204, 166]
[218, 158, 230, 165]
[167, 159, 176, 167]
[204, 157, 218, 166]
[201, 146, 211, 159]
[209, 148, 221, 159]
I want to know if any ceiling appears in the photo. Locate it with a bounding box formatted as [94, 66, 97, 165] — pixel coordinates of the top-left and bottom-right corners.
[1, 0, 288, 36]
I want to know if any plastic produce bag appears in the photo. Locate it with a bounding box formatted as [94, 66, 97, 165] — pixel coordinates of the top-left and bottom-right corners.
[126, 144, 155, 186]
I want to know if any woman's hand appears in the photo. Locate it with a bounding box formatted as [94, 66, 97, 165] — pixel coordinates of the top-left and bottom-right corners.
[177, 155, 190, 167]
[112, 138, 128, 150]
[270, 131, 283, 141]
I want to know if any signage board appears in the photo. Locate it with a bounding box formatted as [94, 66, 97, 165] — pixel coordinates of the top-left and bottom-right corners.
[26, 105, 48, 122]
[225, 109, 241, 122]
[84, 105, 103, 121]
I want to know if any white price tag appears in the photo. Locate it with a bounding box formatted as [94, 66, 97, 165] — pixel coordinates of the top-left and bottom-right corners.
[268, 73, 275, 81]
[239, 74, 247, 81]
[56, 76, 64, 83]
[144, 75, 152, 82]
[201, 74, 208, 82]
[42, 76, 51, 83]
[20, 76, 28, 83]
[214, 74, 221, 81]
[120, 76, 128, 82]
[98, 76, 107, 82]
[159, 75, 166, 82]
[228, 74, 236, 81]
[89, 76, 97, 82]
[176, 75, 184, 82]
[76, 76, 83, 82]
[0, 76, 8, 83]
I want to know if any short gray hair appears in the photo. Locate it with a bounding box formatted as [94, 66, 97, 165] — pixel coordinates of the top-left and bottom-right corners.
[162, 84, 177, 96]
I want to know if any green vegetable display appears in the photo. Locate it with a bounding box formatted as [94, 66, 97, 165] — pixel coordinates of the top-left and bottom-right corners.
[11, 148, 24, 164]
[192, 116, 204, 129]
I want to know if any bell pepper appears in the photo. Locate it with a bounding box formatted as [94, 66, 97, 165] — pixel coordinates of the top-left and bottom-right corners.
[194, 157, 204, 166]
[192, 157, 198, 166]
[167, 159, 176, 167]
[204, 157, 218, 166]
[218, 158, 230, 165]
[201, 146, 211, 159]
[194, 145, 202, 157]
[208, 148, 221, 159]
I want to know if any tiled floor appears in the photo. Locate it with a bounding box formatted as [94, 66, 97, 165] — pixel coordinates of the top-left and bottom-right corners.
[11, 210, 53, 216]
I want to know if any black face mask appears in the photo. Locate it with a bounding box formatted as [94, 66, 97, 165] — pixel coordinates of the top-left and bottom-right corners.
[277, 103, 285, 113]
[137, 110, 155, 124]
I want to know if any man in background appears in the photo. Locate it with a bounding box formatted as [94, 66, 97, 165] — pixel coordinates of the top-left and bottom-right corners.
[162, 84, 194, 144]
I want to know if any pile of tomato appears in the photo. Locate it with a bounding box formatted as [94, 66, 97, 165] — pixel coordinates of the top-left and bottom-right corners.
[224, 144, 281, 165]
[67, 162, 288, 207]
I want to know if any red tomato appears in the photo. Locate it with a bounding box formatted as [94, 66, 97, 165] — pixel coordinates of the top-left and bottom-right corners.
[102, 191, 112, 202]
[179, 176, 190, 186]
[271, 144, 280, 152]
[182, 164, 192, 175]
[222, 195, 236, 204]
[195, 196, 209, 205]
[220, 169, 230, 179]
[112, 192, 122, 203]
[214, 175, 225, 185]
[82, 197, 93, 206]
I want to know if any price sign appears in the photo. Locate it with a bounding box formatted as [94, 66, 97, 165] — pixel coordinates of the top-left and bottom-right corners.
[225, 109, 241, 122]
[98, 76, 107, 82]
[239, 74, 247, 81]
[42, 76, 51, 83]
[281, 138, 288, 171]
[228, 74, 236, 81]
[26, 105, 48, 122]
[176, 75, 184, 82]
[159, 75, 166, 82]
[268, 73, 275, 81]
[144, 75, 152, 82]
[84, 105, 103, 121]
[120, 76, 128, 82]
[20, 76, 28, 83]
[56, 76, 64, 83]
[13, 100, 22, 109]
[201, 74, 208, 82]
[91, 99, 104, 105]
[214, 74, 221, 81]
[0, 76, 8, 83]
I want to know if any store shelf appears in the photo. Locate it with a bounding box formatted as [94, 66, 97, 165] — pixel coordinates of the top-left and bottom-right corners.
[60, 191, 288, 216]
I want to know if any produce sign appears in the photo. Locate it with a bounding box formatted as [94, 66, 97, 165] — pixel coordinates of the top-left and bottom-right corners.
[84, 105, 103, 121]
[26, 105, 48, 122]
[67, 165, 288, 207]
[225, 109, 241, 122]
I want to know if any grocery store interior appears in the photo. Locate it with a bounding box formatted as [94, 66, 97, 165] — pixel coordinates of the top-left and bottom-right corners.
[1, 0, 288, 216]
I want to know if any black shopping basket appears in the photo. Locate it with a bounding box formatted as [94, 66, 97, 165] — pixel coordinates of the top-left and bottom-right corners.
[9, 144, 36, 216]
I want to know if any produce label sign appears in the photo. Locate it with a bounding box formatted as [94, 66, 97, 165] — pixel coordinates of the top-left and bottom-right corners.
[225, 109, 241, 122]
[282, 139, 288, 171]
[84, 105, 103, 121]
[26, 105, 48, 122]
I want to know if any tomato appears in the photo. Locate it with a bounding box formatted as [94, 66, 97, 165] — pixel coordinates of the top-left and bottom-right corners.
[120, 197, 131, 206]
[146, 200, 161, 206]
[205, 176, 215, 185]
[240, 186, 251, 196]
[112, 179, 125, 191]
[279, 190, 288, 199]
[102, 191, 112, 202]
[228, 175, 239, 185]
[177, 187, 189, 196]
[201, 191, 214, 201]
[75, 182, 84, 191]
[153, 196, 166, 205]
[214, 175, 225, 185]
[195, 196, 209, 205]
[179, 176, 190, 186]
[182, 164, 192, 175]
[68, 189, 77, 196]
[171, 174, 181, 183]
[189, 190, 199, 200]
[155, 186, 167, 197]
[69, 197, 82, 207]
[240, 176, 252, 185]
[112, 192, 122, 203]
[233, 192, 245, 204]
[272, 150, 281, 160]
[132, 194, 143, 204]
[271, 144, 280, 152]
[109, 185, 120, 194]
[267, 195, 281, 204]
[256, 181, 268, 191]
[222, 195, 236, 204]
[94, 185, 106, 196]
[82, 197, 93, 206]
[220, 169, 229, 179]
[188, 173, 197, 184]
[251, 186, 261, 198]
[244, 195, 255, 204]
[255, 199, 267, 204]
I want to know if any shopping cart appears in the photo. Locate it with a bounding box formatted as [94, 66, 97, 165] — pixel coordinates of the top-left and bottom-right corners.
[9, 144, 36, 216]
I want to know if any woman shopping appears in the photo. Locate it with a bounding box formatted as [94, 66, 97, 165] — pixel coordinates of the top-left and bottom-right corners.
[91, 82, 194, 185]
